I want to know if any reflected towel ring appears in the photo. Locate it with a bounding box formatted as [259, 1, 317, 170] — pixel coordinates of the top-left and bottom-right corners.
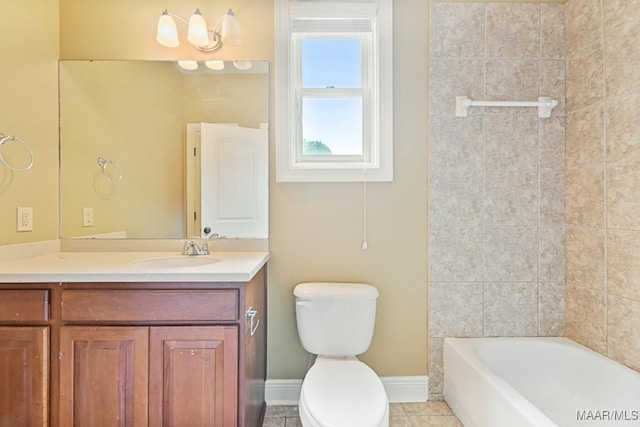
[0, 134, 35, 171]
[97, 157, 123, 184]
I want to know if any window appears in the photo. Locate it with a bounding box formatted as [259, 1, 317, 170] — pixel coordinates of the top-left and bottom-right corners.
[275, 0, 393, 182]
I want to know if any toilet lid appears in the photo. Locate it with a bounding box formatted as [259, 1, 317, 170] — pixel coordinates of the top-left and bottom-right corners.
[300, 359, 388, 427]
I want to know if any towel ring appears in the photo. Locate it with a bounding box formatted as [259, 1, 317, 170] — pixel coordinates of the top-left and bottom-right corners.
[97, 157, 123, 184]
[0, 134, 35, 171]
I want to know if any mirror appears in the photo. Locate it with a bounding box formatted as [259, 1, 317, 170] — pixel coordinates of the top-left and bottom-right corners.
[59, 60, 269, 239]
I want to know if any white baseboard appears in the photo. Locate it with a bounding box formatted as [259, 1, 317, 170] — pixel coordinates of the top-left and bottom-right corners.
[265, 379, 303, 406]
[266, 376, 429, 406]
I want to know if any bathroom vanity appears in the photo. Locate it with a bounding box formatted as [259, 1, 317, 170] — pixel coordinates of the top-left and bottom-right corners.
[0, 251, 268, 427]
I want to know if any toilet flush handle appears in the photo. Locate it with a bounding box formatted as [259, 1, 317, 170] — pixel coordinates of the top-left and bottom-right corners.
[296, 301, 311, 308]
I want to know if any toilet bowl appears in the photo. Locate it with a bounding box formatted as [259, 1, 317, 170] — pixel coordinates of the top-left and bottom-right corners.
[299, 358, 389, 427]
[294, 282, 389, 427]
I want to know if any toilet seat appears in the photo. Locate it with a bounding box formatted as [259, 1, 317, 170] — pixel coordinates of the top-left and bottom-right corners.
[299, 358, 389, 427]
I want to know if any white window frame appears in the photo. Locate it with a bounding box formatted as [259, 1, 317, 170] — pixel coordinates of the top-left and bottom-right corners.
[275, 0, 393, 182]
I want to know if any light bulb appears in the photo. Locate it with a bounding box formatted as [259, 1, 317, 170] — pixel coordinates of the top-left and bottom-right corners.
[220, 9, 242, 46]
[187, 9, 210, 47]
[156, 11, 179, 48]
[233, 60, 252, 71]
[177, 60, 199, 71]
[205, 60, 225, 71]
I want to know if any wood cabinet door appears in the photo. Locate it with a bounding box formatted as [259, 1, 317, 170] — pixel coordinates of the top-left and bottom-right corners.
[149, 326, 238, 427]
[59, 327, 148, 427]
[0, 327, 48, 427]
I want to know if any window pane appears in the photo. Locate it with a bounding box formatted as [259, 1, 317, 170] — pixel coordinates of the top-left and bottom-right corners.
[301, 38, 362, 88]
[302, 97, 363, 156]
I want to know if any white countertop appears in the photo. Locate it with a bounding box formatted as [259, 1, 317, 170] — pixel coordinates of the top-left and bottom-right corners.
[0, 251, 269, 283]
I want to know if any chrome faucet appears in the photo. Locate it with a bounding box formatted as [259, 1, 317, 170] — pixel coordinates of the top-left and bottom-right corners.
[182, 240, 209, 256]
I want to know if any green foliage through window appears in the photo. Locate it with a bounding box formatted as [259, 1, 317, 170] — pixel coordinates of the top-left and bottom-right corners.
[303, 139, 333, 155]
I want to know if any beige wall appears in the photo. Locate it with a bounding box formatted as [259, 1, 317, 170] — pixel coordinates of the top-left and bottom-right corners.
[427, 2, 566, 398]
[59, 61, 183, 238]
[58, 0, 429, 379]
[268, 0, 429, 379]
[565, 0, 640, 372]
[0, 0, 59, 244]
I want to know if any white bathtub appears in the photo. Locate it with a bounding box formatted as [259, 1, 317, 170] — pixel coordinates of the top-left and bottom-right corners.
[444, 337, 640, 427]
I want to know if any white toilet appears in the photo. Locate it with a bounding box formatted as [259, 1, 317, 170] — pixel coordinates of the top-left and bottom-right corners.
[294, 282, 389, 427]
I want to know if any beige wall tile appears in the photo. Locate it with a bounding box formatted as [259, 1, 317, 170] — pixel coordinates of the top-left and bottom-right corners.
[430, 170, 483, 227]
[429, 115, 484, 170]
[607, 295, 640, 372]
[566, 102, 604, 168]
[429, 227, 484, 282]
[606, 92, 640, 165]
[607, 163, 640, 229]
[484, 227, 538, 281]
[484, 282, 539, 336]
[603, 0, 640, 33]
[540, 227, 566, 282]
[430, 59, 485, 116]
[430, 2, 485, 58]
[566, 40, 604, 112]
[566, 167, 605, 228]
[485, 60, 540, 109]
[540, 59, 566, 116]
[486, 4, 540, 59]
[540, 59, 566, 115]
[565, 0, 602, 56]
[541, 4, 565, 59]
[607, 230, 640, 303]
[485, 170, 538, 227]
[429, 282, 484, 337]
[428, 2, 566, 369]
[540, 282, 566, 336]
[564, 0, 640, 372]
[604, 14, 640, 98]
[428, 338, 444, 394]
[540, 116, 566, 171]
[485, 116, 538, 170]
[540, 171, 565, 227]
[566, 227, 606, 291]
[566, 282, 606, 353]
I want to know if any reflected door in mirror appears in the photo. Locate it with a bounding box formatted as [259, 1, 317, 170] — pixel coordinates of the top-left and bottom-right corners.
[186, 123, 268, 239]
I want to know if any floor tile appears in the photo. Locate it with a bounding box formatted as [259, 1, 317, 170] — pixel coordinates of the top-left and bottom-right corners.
[408, 415, 462, 427]
[265, 406, 299, 418]
[265, 402, 461, 426]
[402, 401, 454, 416]
[262, 417, 286, 427]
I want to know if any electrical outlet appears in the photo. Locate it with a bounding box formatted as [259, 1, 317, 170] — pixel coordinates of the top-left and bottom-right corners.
[82, 207, 94, 227]
[16, 207, 33, 232]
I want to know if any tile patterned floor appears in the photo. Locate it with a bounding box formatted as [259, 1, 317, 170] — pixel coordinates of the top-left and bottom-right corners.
[263, 401, 462, 426]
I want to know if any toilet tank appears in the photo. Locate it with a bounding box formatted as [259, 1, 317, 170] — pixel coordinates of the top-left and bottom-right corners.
[294, 282, 379, 356]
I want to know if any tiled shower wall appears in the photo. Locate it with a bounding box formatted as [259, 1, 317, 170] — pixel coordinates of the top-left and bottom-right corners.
[564, 0, 640, 372]
[428, 2, 566, 398]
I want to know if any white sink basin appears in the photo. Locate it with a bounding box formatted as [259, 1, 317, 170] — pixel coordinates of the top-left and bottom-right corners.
[131, 256, 219, 269]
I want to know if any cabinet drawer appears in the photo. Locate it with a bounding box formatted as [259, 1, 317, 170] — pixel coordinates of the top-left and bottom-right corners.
[0, 290, 49, 322]
[61, 290, 238, 322]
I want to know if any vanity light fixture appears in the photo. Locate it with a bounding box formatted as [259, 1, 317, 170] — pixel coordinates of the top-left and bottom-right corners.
[232, 60, 252, 70]
[205, 60, 225, 70]
[156, 8, 241, 53]
[177, 60, 199, 71]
